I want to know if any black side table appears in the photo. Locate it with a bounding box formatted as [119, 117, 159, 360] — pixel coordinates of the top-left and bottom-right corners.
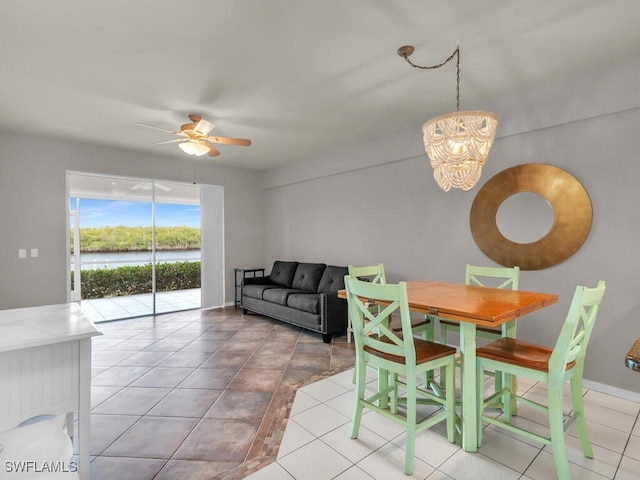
[234, 267, 265, 307]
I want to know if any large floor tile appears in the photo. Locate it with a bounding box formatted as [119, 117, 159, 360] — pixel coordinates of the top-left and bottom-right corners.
[147, 388, 222, 418]
[155, 459, 240, 480]
[173, 418, 261, 462]
[204, 390, 274, 420]
[91, 366, 152, 387]
[291, 402, 351, 438]
[92, 386, 172, 415]
[102, 416, 199, 459]
[355, 441, 435, 479]
[157, 351, 212, 368]
[87, 414, 140, 455]
[226, 368, 284, 392]
[278, 439, 354, 480]
[90, 456, 166, 480]
[439, 449, 521, 480]
[178, 368, 238, 389]
[130, 366, 194, 388]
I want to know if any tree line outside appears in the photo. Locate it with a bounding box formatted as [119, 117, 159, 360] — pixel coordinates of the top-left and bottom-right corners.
[71, 225, 201, 298]
[71, 225, 201, 252]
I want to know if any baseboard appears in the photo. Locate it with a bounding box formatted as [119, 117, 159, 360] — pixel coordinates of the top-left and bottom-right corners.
[582, 379, 640, 403]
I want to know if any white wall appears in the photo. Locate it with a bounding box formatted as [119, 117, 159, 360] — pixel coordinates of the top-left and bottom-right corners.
[261, 55, 640, 395]
[0, 134, 265, 308]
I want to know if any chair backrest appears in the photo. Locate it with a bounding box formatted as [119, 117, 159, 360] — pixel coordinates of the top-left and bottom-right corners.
[550, 280, 606, 373]
[466, 264, 520, 290]
[344, 276, 416, 364]
[348, 264, 387, 285]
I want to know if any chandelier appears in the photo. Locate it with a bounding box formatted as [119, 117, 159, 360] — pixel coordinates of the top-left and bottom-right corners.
[398, 45, 497, 191]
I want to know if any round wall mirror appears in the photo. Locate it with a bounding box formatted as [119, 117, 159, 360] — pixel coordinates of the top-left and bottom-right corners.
[496, 192, 555, 243]
[470, 163, 592, 270]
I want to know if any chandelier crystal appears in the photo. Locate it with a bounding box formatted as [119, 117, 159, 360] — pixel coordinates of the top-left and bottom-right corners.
[398, 45, 497, 191]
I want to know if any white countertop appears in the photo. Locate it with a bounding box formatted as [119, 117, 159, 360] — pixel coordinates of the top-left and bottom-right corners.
[0, 303, 102, 353]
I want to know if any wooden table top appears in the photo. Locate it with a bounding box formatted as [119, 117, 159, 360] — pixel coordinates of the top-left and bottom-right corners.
[339, 280, 558, 328]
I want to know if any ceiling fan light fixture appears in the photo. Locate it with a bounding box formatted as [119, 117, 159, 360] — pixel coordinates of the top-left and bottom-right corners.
[179, 140, 210, 156]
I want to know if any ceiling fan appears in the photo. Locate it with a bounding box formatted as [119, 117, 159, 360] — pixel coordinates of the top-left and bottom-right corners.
[136, 114, 251, 157]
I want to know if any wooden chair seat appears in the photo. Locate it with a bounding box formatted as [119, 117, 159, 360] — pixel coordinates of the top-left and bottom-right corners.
[365, 335, 456, 365]
[476, 337, 575, 373]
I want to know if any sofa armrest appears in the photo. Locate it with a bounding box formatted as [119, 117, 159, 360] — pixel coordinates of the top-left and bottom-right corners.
[321, 292, 348, 334]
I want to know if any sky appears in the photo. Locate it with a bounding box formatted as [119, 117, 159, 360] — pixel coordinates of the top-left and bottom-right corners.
[71, 198, 201, 228]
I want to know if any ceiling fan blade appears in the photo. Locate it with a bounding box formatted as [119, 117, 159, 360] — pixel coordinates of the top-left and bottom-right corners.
[136, 123, 182, 135]
[207, 144, 221, 157]
[194, 118, 215, 135]
[153, 138, 183, 145]
[206, 136, 252, 146]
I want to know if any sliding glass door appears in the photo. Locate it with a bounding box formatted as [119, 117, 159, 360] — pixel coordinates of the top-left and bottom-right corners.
[67, 173, 206, 322]
[154, 182, 202, 315]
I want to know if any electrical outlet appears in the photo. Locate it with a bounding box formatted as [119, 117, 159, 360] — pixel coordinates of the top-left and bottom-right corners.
[18, 249, 27, 259]
[31, 248, 39, 258]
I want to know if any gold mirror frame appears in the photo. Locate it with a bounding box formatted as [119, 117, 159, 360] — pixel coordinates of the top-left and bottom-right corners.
[470, 163, 592, 270]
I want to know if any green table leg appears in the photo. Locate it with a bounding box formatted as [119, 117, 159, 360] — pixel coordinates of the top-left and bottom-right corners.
[501, 320, 518, 415]
[460, 321, 478, 452]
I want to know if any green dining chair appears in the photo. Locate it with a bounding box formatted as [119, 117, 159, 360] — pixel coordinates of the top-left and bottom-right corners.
[345, 276, 457, 475]
[348, 264, 435, 339]
[440, 264, 521, 343]
[347, 264, 387, 343]
[348, 264, 435, 386]
[476, 281, 606, 480]
[439, 264, 520, 395]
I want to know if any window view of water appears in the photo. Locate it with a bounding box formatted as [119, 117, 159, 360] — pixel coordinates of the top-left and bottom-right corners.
[71, 250, 201, 270]
[68, 178, 206, 318]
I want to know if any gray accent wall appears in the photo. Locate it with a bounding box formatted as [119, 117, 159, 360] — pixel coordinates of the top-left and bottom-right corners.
[262, 55, 640, 396]
[0, 133, 265, 309]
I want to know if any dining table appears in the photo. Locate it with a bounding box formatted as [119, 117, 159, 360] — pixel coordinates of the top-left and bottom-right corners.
[339, 279, 558, 452]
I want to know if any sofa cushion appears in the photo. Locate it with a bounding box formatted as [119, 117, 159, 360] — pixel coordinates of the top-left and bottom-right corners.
[263, 288, 306, 306]
[269, 261, 299, 287]
[242, 284, 278, 300]
[287, 293, 321, 314]
[317, 265, 349, 293]
[292, 263, 326, 292]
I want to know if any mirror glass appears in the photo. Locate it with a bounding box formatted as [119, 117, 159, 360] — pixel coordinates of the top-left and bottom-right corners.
[496, 192, 554, 244]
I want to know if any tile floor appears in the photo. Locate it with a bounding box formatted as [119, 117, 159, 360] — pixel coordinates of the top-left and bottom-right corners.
[252, 368, 640, 480]
[87, 307, 640, 479]
[86, 306, 355, 479]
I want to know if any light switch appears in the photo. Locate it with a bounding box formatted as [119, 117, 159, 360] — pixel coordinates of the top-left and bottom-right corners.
[18, 249, 27, 259]
[30, 248, 39, 258]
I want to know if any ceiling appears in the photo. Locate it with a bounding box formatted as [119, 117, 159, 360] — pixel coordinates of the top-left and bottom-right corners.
[1, 1, 639, 170]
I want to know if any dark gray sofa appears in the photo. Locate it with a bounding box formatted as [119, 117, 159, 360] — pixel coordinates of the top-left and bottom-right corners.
[240, 261, 349, 343]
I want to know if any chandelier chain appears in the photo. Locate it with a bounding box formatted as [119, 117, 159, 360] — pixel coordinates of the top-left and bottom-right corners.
[402, 47, 461, 112]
